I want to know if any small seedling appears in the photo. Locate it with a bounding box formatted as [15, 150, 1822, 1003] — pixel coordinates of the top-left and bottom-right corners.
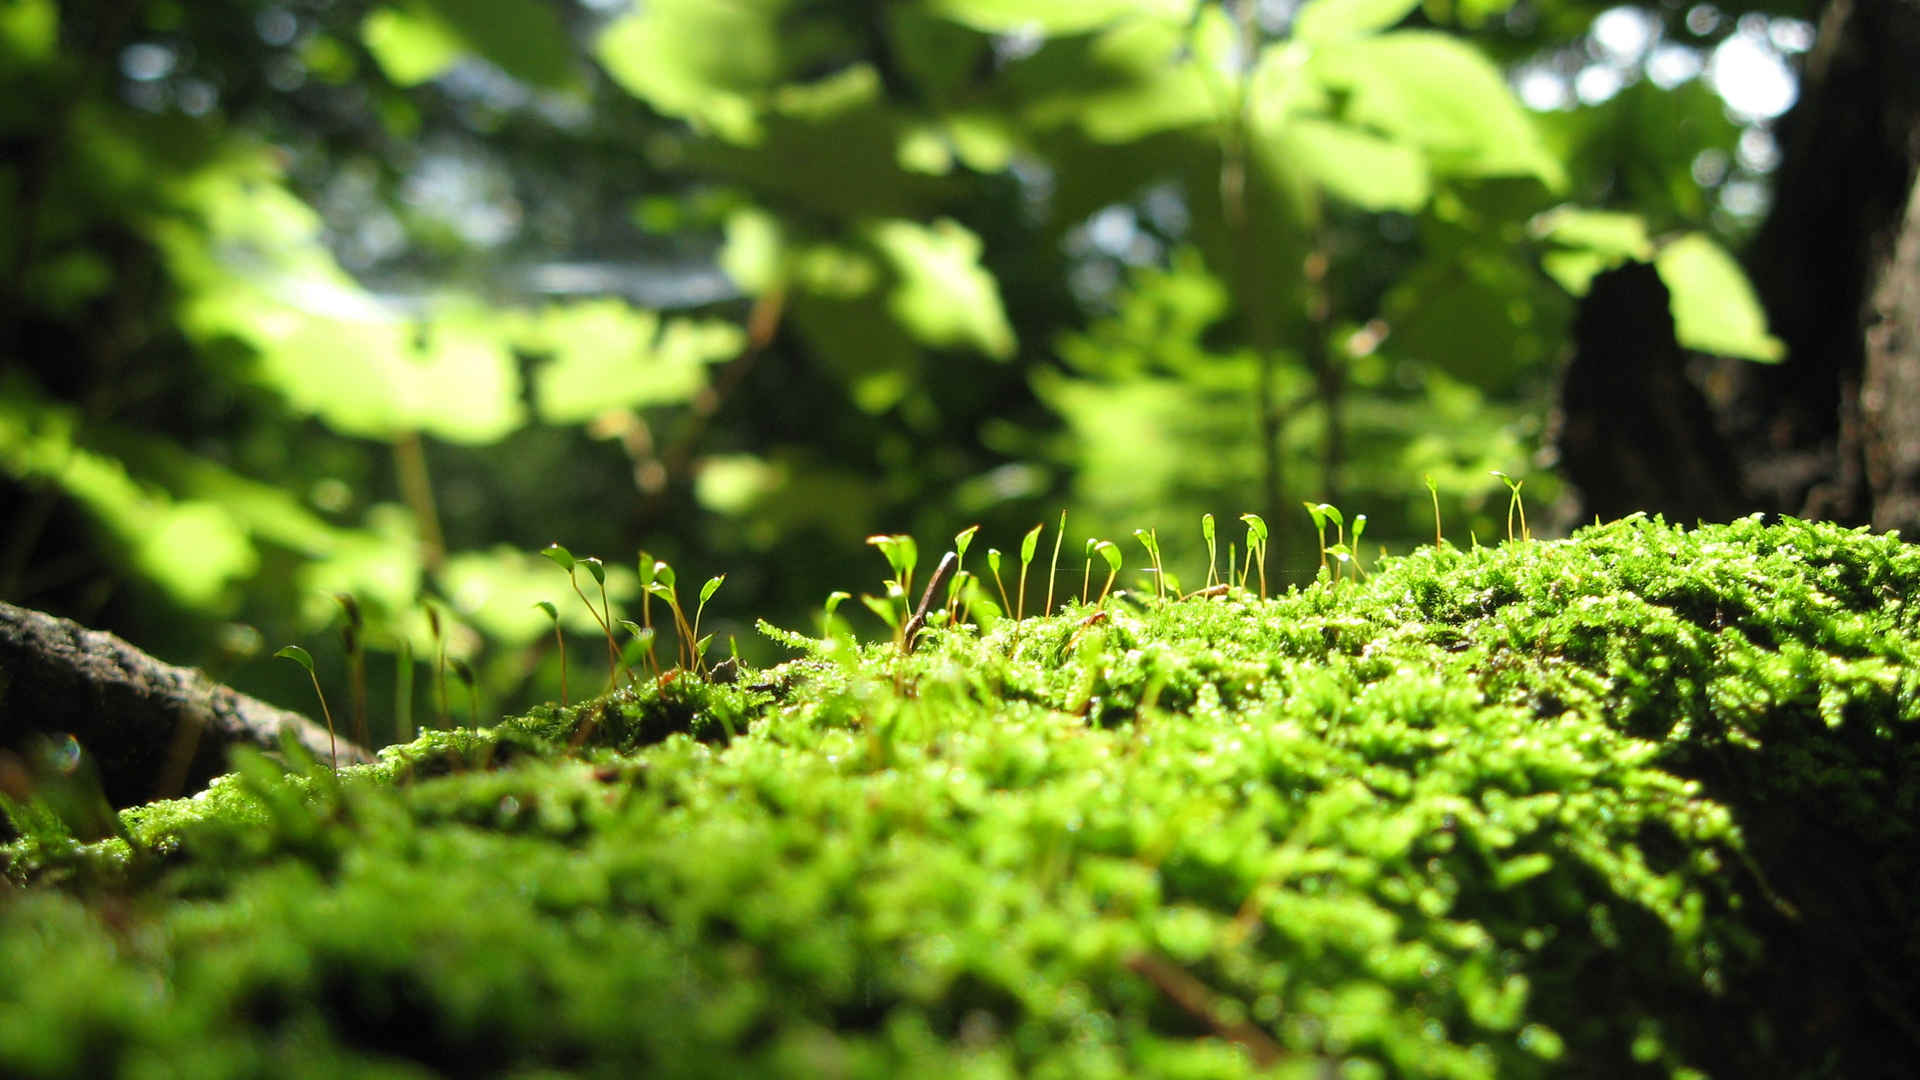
[1425, 474, 1444, 547]
[1044, 510, 1067, 617]
[1132, 528, 1165, 599]
[866, 534, 918, 597]
[821, 590, 851, 640]
[986, 548, 1012, 619]
[543, 544, 621, 691]
[950, 525, 980, 625]
[1016, 522, 1043, 622]
[333, 594, 369, 748]
[618, 619, 656, 678]
[1093, 540, 1122, 605]
[1201, 513, 1218, 589]
[424, 601, 449, 729]
[534, 600, 567, 705]
[860, 581, 909, 650]
[636, 552, 659, 672]
[274, 645, 336, 771]
[1239, 513, 1268, 599]
[1081, 537, 1097, 604]
[644, 562, 699, 671]
[1491, 471, 1530, 543]
[450, 657, 480, 729]
[690, 574, 725, 672]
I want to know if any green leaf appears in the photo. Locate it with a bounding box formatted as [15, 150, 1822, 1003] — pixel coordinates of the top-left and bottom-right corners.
[361, 5, 464, 87]
[1020, 523, 1044, 565]
[865, 219, 1017, 360]
[274, 645, 316, 675]
[1013, 17, 1217, 143]
[581, 557, 606, 586]
[927, 0, 1196, 34]
[652, 562, 675, 591]
[1655, 234, 1785, 363]
[1096, 540, 1122, 572]
[954, 524, 980, 563]
[1262, 116, 1431, 212]
[413, 0, 577, 90]
[541, 544, 575, 572]
[595, 1, 782, 143]
[1309, 31, 1564, 189]
[699, 574, 725, 607]
[1201, 513, 1215, 545]
[1293, 0, 1421, 43]
[523, 301, 746, 424]
[1239, 513, 1268, 544]
[637, 553, 656, 589]
[534, 601, 559, 623]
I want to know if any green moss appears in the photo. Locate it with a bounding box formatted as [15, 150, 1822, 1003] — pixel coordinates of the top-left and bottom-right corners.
[2, 515, 1916, 1077]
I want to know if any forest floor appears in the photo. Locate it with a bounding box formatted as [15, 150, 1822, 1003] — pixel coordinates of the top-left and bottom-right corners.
[3, 514, 1916, 1078]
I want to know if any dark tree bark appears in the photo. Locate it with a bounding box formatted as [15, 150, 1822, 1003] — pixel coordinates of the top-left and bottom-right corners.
[1556, 0, 1920, 533]
[0, 600, 369, 823]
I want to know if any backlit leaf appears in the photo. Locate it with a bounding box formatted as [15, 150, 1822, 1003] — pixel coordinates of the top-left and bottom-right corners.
[1293, 0, 1421, 43]
[1656, 233, 1785, 363]
[866, 218, 1016, 359]
[927, 0, 1195, 34]
[360, 5, 463, 87]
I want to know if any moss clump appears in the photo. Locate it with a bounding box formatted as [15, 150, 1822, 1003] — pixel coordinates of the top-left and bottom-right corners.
[2, 515, 1915, 1077]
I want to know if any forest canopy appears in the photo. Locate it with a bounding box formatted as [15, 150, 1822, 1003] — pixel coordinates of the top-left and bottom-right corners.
[0, 0, 1815, 729]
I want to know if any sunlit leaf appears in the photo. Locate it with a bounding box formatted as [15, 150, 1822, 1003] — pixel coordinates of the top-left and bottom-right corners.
[361, 5, 464, 86]
[1310, 31, 1564, 188]
[1656, 233, 1785, 363]
[274, 645, 316, 675]
[1263, 116, 1431, 212]
[866, 218, 1016, 359]
[928, 0, 1195, 34]
[524, 300, 746, 424]
[699, 574, 725, 607]
[541, 544, 575, 572]
[1012, 17, 1216, 142]
[595, 1, 781, 143]
[1293, 0, 1421, 43]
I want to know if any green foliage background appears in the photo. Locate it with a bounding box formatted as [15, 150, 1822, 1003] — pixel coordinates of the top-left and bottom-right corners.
[0, 0, 1806, 731]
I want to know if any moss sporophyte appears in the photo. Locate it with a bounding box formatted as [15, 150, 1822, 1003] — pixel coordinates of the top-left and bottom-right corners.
[17, 506, 1920, 1078]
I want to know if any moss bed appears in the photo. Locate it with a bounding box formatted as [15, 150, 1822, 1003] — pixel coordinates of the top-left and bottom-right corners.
[3, 514, 1917, 1078]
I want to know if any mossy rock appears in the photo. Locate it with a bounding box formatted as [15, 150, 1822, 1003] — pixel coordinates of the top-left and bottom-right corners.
[2, 515, 1916, 1077]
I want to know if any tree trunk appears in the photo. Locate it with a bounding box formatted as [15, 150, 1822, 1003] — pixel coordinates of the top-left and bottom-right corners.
[0, 600, 368, 832]
[1556, 0, 1920, 532]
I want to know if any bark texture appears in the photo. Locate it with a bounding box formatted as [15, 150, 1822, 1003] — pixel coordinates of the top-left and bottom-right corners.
[1556, 0, 1920, 533]
[0, 600, 369, 815]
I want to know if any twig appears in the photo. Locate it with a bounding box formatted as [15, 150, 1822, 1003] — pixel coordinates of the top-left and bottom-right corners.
[901, 551, 958, 653]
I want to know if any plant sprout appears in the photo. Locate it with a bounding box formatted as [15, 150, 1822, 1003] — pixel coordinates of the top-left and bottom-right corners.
[1238, 514, 1268, 599]
[1425, 474, 1444, 547]
[986, 548, 1012, 620]
[1201, 513, 1218, 589]
[1132, 528, 1165, 599]
[534, 600, 566, 705]
[866, 534, 917, 597]
[821, 590, 850, 640]
[950, 525, 979, 626]
[1093, 540, 1122, 606]
[690, 574, 724, 673]
[333, 593, 368, 748]
[644, 562, 699, 672]
[274, 645, 336, 771]
[1044, 510, 1066, 617]
[543, 544, 620, 692]
[636, 551, 659, 674]
[450, 657, 479, 729]
[1491, 471, 1530, 543]
[424, 601, 448, 729]
[1016, 522, 1043, 622]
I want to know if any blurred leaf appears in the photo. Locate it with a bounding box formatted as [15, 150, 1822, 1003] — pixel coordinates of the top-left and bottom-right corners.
[361, 5, 465, 87]
[1383, 245, 1568, 389]
[523, 301, 746, 424]
[156, 160, 525, 444]
[867, 218, 1016, 359]
[274, 645, 316, 674]
[1310, 31, 1564, 188]
[1656, 233, 1785, 363]
[0, 0, 57, 63]
[1264, 116, 1431, 212]
[1531, 206, 1654, 293]
[928, 0, 1196, 34]
[1010, 17, 1216, 142]
[1293, 0, 1421, 43]
[413, 0, 577, 89]
[596, 0, 788, 143]
[444, 546, 633, 645]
